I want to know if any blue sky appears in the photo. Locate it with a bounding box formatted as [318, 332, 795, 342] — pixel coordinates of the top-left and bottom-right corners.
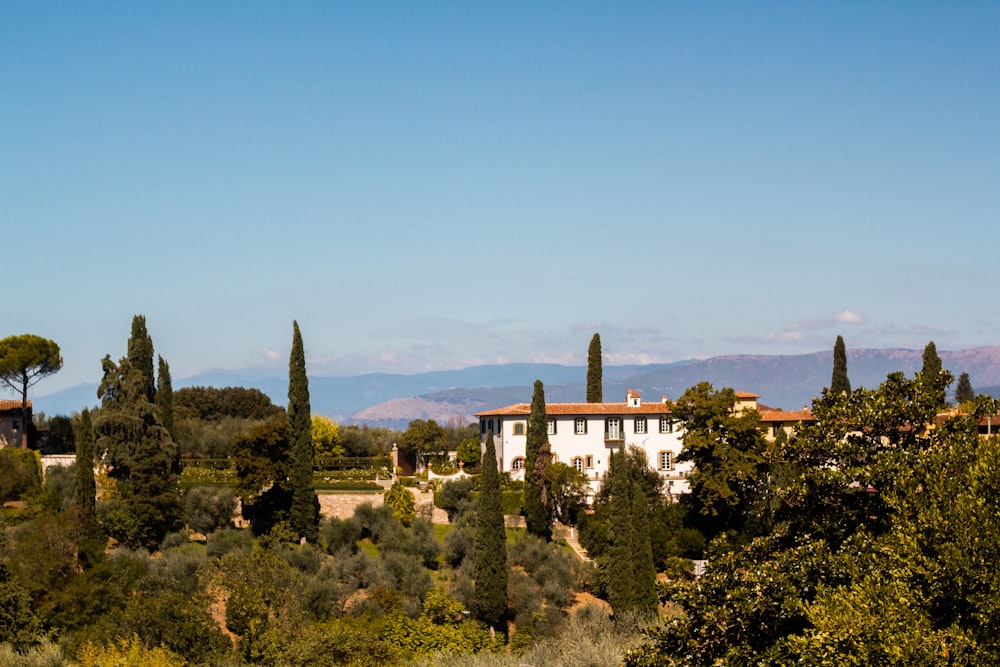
[3, 2, 999, 396]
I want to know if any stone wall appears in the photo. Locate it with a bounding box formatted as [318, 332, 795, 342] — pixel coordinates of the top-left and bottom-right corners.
[318, 488, 450, 524]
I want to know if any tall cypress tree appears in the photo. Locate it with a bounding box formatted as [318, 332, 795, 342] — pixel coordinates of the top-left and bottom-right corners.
[73, 407, 96, 519]
[127, 315, 156, 403]
[288, 321, 318, 542]
[475, 431, 508, 634]
[955, 372, 975, 404]
[921, 340, 947, 408]
[830, 335, 851, 394]
[156, 355, 174, 437]
[606, 446, 657, 618]
[524, 379, 551, 541]
[587, 333, 603, 403]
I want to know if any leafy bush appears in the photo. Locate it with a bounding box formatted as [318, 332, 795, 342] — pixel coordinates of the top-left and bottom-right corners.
[0, 448, 42, 502]
[501, 490, 523, 516]
[75, 635, 186, 667]
[183, 486, 236, 534]
[320, 516, 361, 555]
[0, 639, 63, 667]
[205, 527, 252, 559]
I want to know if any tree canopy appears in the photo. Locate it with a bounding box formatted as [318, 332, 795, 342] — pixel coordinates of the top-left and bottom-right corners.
[830, 334, 851, 394]
[587, 333, 603, 403]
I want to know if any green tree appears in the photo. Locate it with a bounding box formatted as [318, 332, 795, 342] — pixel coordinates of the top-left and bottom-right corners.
[156, 355, 174, 438]
[474, 430, 508, 633]
[955, 371, 974, 404]
[0, 333, 62, 447]
[232, 417, 292, 537]
[605, 447, 657, 618]
[384, 481, 416, 526]
[73, 407, 97, 519]
[127, 315, 156, 403]
[587, 332, 603, 403]
[920, 340, 947, 408]
[288, 320, 318, 542]
[400, 418, 448, 468]
[95, 316, 183, 550]
[830, 334, 851, 394]
[0, 562, 43, 651]
[673, 382, 770, 540]
[546, 461, 590, 525]
[524, 380, 551, 541]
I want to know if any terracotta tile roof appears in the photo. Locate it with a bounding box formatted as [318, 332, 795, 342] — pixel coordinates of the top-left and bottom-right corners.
[476, 401, 675, 417]
[758, 408, 815, 423]
[0, 399, 30, 412]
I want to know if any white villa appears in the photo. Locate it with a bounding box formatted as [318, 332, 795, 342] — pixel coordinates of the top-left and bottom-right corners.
[476, 389, 813, 497]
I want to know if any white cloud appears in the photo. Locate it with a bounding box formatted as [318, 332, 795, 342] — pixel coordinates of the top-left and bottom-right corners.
[836, 309, 865, 324]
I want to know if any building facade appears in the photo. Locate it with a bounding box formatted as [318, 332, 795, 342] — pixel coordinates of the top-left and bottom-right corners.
[0, 399, 30, 448]
[476, 390, 813, 498]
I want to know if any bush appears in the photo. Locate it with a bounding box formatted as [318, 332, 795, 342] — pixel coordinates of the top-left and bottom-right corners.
[384, 482, 416, 525]
[501, 490, 523, 516]
[205, 527, 252, 559]
[0, 639, 64, 667]
[183, 486, 236, 535]
[0, 448, 42, 502]
[320, 516, 361, 555]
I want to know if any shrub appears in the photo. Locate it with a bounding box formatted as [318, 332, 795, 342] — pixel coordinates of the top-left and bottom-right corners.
[183, 486, 237, 535]
[384, 482, 416, 525]
[0, 448, 42, 502]
[320, 516, 361, 555]
[205, 527, 252, 559]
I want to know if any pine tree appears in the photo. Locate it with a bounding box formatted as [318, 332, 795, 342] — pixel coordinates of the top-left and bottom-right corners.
[830, 335, 851, 394]
[156, 355, 174, 438]
[73, 407, 97, 519]
[288, 321, 318, 542]
[475, 431, 508, 633]
[587, 333, 603, 403]
[955, 372, 975, 404]
[524, 379, 552, 540]
[920, 341, 947, 408]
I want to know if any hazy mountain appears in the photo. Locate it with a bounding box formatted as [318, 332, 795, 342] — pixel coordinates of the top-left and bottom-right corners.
[28, 347, 1000, 426]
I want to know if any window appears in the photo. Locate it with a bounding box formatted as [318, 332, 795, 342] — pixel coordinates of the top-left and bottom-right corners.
[635, 417, 646, 434]
[575, 418, 587, 435]
[606, 418, 621, 440]
[511, 457, 525, 471]
[513, 422, 525, 436]
[548, 419, 557, 435]
[772, 423, 784, 439]
[585, 455, 594, 469]
[572, 457, 583, 472]
[659, 451, 674, 471]
[659, 416, 672, 433]
[480, 420, 486, 435]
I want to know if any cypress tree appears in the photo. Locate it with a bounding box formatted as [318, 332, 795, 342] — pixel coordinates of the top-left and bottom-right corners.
[288, 321, 318, 542]
[955, 372, 975, 404]
[524, 379, 552, 541]
[73, 407, 97, 519]
[156, 355, 174, 438]
[606, 446, 657, 617]
[127, 315, 156, 403]
[830, 335, 851, 394]
[587, 333, 603, 403]
[921, 341, 947, 408]
[475, 431, 508, 634]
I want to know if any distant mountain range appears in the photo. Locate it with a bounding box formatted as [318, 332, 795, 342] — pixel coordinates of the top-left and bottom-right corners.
[29, 347, 1000, 429]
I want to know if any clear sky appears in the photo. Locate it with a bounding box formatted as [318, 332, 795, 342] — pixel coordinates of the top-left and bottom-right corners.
[3, 2, 999, 396]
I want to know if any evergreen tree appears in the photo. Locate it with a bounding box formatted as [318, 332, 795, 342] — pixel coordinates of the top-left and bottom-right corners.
[606, 447, 658, 618]
[920, 341, 947, 408]
[95, 316, 182, 550]
[475, 431, 508, 633]
[830, 335, 851, 395]
[0, 334, 62, 448]
[955, 372, 975, 404]
[73, 407, 96, 519]
[524, 379, 552, 541]
[127, 315, 156, 403]
[587, 333, 603, 403]
[288, 321, 318, 542]
[156, 355, 174, 438]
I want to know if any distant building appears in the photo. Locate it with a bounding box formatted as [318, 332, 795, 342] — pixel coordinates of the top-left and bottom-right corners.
[0, 399, 30, 448]
[477, 390, 813, 497]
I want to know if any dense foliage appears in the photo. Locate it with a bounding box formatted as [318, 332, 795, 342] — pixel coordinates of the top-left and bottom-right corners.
[587, 332, 603, 403]
[524, 380, 552, 541]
